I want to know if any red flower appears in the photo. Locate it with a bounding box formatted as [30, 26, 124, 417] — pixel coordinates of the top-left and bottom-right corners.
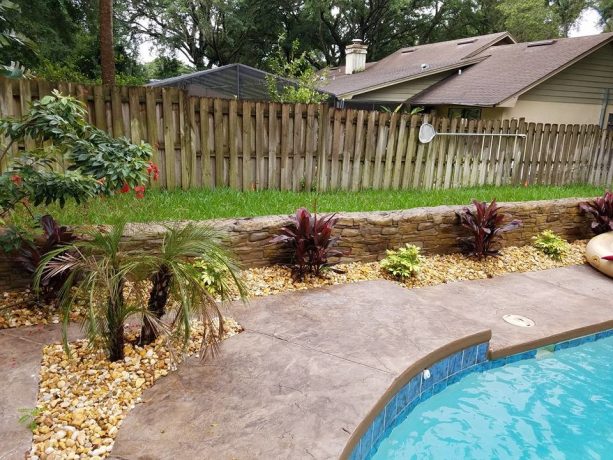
[134, 185, 145, 199]
[147, 162, 160, 181]
[119, 183, 131, 194]
[10, 175, 22, 186]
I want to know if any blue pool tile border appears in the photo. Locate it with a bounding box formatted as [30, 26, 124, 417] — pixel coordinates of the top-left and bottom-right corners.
[349, 328, 613, 460]
[348, 341, 489, 460]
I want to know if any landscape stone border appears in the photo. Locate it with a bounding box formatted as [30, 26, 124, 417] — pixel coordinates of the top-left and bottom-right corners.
[0, 198, 593, 291]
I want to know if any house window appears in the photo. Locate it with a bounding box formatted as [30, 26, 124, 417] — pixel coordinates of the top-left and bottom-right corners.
[448, 107, 481, 119]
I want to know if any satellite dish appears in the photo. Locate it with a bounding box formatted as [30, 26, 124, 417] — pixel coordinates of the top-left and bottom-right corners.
[419, 123, 436, 143]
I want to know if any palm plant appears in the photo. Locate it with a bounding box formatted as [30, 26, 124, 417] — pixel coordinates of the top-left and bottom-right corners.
[35, 222, 245, 362]
[138, 224, 247, 347]
[35, 222, 141, 362]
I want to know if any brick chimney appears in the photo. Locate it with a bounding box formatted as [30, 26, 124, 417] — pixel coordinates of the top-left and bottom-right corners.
[345, 39, 367, 75]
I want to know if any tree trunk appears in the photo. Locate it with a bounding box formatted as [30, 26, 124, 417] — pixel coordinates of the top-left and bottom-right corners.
[140, 264, 172, 345]
[108, 276, 125, 362]
[99, 0, 115, 85]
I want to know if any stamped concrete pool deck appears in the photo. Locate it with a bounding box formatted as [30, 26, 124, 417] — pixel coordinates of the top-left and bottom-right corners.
[109, 265, 613, 460]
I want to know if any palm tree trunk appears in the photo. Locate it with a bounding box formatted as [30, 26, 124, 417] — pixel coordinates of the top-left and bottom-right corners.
[108, 276, 125, 362]
[140, 264, 172, 345]
[99, 0, 115, 85]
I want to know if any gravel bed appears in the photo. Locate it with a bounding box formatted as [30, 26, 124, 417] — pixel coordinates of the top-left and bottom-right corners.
[2, 241, 588, 330]
[240, 240, 588, 296]
[29, 318, 242, 460]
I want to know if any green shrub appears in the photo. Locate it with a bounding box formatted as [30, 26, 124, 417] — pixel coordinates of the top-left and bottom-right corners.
[380, 244, 423, 278]
[193, 258, 232, 297]
[532, 230, 570, 260]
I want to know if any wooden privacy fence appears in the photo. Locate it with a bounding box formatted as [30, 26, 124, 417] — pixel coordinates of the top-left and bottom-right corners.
[1, 76, 613, 190]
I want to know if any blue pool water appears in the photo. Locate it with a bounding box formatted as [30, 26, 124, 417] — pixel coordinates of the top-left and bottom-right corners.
[371, 335, 613, 459]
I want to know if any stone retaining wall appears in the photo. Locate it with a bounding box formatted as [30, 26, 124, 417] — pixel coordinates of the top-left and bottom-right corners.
[0, 198, 593, 291]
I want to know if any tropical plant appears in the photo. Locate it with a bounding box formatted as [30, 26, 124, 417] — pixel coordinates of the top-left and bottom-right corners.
[532, 230, 570, 260]
[36, 222, 244, 361]
[579, 191, 613, 235]
[271, 207, 344, 280]
[36, 223, 138, 362]
[138, 224, 246, 346]
[457, 199, 522, 258]
[192, 258, 232, 297]
[380, 244, 423, 278]
[0, 90, 154, 218]
[14, 214, 75, 300]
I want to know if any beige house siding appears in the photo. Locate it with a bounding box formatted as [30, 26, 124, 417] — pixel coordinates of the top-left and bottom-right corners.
[482, 100, 613, 125]
[432, 100, 613, 125]
[351, 71, 454, 102]
[432, 44, 613, 125]
[520, 43, 613, 105]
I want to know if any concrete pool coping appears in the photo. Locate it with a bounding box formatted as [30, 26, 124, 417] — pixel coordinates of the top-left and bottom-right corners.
[109, 264, 613, 460]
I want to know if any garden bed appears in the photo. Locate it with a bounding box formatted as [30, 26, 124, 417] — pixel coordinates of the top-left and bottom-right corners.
[239, 240, 588, 297]
[28, 318, 241, 460]
[1, 240, 588, 331]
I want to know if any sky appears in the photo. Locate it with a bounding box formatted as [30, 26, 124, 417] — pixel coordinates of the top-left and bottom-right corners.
[137, 8, 605, 65]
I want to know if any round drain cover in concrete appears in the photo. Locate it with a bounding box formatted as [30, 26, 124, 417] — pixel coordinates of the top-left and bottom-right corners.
[502, 314, 535, 327]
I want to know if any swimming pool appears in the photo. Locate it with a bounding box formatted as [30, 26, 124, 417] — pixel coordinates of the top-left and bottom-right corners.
[369, 333, 613, 459]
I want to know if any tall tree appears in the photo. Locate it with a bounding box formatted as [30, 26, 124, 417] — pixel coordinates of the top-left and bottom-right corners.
[550, 0, 588, 36]
[497, 0, 561, 42]
[99, 0, 115, 84]
[595, 0, 613, 31]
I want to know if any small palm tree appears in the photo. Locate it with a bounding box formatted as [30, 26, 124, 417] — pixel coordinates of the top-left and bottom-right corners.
[35, 222, 142, 362]
[35, 222, 246, 362]
[138, 223, 246, 347]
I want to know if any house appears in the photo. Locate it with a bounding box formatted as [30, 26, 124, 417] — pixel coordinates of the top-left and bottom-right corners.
[319, 32, 613, 127]
[148, 63, 297, 101]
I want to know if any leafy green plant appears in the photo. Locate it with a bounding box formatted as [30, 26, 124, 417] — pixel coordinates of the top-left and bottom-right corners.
[193, 258, 232, 297]
[457, 199, 522, 258]
[380, 244, 423, 278]
[579, 191, 613, 235]
[265, 34, 329, 104]
[18, 407, 42, 432]
[36, 223, 138, 361]
[37, 222, 245, 360]
[137, 224, 246, 346]
[271, 207, 344, 280]
[532, 230, 570, 260]
[0, 90, 155, 217]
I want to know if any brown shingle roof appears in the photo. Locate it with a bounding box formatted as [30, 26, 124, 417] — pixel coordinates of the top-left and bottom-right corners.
[317, 32, 515, 97]
[409, 33, 613, 106]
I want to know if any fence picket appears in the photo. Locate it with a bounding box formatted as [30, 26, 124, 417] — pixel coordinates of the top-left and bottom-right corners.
[372, 112, 389, 189]
[383, 113, 398, 189]
[392, 115, 408, 189]
[361, 111, 377, 189]
[342, 109, 356, 190]
[305, 104, 316, 191]
[401, 115, 419, 189]
[351, 110, 366, 191]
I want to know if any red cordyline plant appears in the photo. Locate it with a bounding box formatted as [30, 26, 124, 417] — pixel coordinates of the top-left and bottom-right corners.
[457, 199, 522, 258]
[15, 215, 76, 300]
[271, 208, 344, 280]
[579, 191, 613, 235]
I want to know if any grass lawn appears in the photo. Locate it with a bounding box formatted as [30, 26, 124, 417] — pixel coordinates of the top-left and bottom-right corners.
[22, 184, 603, 225]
